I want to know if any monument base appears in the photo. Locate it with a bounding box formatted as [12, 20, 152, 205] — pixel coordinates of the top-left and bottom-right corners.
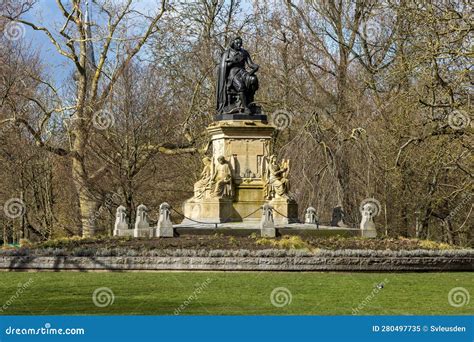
[133, 228, 154, 238]
[361, 228, 377, 238]
[261, 227, 276, 237]
[181, 119, 299, 228]
[113, 228, 133, 237]
[215, 114, 267, 122]
[182, 198, 234, 224]
[155, 226, 174, 237]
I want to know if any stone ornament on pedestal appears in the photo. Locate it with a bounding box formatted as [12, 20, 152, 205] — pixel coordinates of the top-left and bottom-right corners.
[360, 203, 377, 238]
[260, 203, 275, 237]
[134, 204, 153, 237]
[113, 205, 133, 237]
[156, 202, 174, 237]
[305, 207, 318, 225]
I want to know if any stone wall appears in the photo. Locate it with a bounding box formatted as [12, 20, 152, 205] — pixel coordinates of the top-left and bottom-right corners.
[1, 249, 472, 272]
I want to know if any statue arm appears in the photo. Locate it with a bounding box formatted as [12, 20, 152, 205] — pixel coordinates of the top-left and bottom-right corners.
[245, 51, 259, 74]
[274, 169, 286, 177]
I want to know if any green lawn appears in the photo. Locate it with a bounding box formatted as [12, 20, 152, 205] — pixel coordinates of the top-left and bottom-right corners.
[0, 272, 472, 315]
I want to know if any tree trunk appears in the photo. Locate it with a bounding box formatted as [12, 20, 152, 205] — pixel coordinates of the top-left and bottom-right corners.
[72, 122, 98, 237]
[76, 183, 98, 238]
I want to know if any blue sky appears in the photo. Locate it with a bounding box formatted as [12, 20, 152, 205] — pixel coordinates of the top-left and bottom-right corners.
[23, 1, 71, 85]
[22, 0, 165, 87]
[20, 0, 256, 91]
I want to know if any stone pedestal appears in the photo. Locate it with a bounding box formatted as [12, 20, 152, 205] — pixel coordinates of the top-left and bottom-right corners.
[182, 119, 299, 226]
[270, 198, 299, 225]
[361, 228, 377, 238]
[260, 203, 276, 237]
[134, 227, 154, 238]
[114, 228, 133, 237]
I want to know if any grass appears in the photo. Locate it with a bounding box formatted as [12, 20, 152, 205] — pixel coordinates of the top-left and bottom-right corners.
[0, 272, 472, 315]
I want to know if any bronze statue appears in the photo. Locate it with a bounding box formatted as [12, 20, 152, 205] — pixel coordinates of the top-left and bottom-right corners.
[216, 37, 260, 115]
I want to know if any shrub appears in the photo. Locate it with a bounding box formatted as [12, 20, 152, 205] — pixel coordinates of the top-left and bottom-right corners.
[19, 239, 32, 248]
[419, 240, 453, 250]
[256, 235, 311, 250]
[71, 247, 96, 257]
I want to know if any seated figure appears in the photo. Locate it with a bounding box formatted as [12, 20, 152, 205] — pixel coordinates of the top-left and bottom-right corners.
[264, 155, 290, 200]
[211, 156, 233, 199]
[216, 37, 259, 115]
[193, 157, 212, 199]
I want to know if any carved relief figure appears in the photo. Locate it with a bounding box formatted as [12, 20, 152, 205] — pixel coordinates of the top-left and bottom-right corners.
[193, 157, 212, 199]
[264, 155, 290, 199]
[211, 156, 233, 198]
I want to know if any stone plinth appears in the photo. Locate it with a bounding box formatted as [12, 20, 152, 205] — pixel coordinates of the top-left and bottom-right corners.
[113, 228, 133, 237]
[270, 198, 299, 224]
[183, 198, 233, 224]
[260, 203, 276, 237]
[134, 228, 153, 238]
[361, 228, 377, 238]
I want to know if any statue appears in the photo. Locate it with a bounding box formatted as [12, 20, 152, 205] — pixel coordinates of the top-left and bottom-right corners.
[114, 205, 128, 231]
[193, 157, 212, 199]
[211, 156, 233, 198]
[360, 202, 376, 231]
[264, 155, 290, 199]
[157, 202, 174, 237]
[305, 207, 318, 225]
[359, 202, 377, 237]
[216, 36, 260, 115]
[135, 204, 149, 229]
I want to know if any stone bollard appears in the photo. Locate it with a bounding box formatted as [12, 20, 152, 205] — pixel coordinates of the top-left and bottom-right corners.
[113, 205, 133, 237]
[360, 203, 377, 238]
[260, 203, 275, 238]
[304, 207, 318, 226]
[133, 204, 152, 237]
[156, 202, 174, 237]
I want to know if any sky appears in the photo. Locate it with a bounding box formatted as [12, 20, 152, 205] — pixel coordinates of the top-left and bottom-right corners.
[21, 0, 165, 87]
[23, 1, 71, 86]
[15, 0, 257, 92]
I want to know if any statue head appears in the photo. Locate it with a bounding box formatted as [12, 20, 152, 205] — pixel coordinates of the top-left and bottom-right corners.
[230, 36, 243, 50]
[116, 205, 126, 218]
[269, 154, 277, 164]
[202, 157, 211, 165]
[362, 203, 377, 218]
[217, 155, 226, 164]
